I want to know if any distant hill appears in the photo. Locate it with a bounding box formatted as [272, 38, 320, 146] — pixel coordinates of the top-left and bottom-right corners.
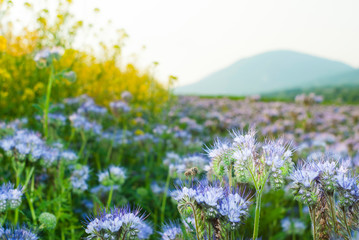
[175, 50, 356, 96]
[263, 69, 359, 103]
[310, 69, 359, 87]
[264, 85, 359, 104]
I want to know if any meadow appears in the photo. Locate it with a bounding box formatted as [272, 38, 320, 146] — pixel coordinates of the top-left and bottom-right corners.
[1, 1, 359, 239]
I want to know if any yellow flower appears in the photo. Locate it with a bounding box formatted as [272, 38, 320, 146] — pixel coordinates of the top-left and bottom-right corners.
[0, 91, 8, 98]
[0, 36, 6, 52]
[34, 82, 45, 92]
[22, 88, 35, 101]
[134, 129, 144, 136]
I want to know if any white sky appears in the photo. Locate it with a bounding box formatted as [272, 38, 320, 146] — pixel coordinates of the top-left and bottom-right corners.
[9, 0, 359, 85]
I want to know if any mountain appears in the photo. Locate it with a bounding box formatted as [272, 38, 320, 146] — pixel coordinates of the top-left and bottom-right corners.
[175, 50, 356, 96]
[310, 69, 359, 87]
[263, 69, 359, 103]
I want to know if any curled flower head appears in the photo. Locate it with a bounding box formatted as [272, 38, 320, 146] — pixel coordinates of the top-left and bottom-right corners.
[195, 181, 224, 208]
[84, 206, 152, 240]
[159, 221, 183, 240]
[171, 186, 197, 202]
[71, 165, 90, 193]
[230, 128, 256, 149]
[218, 187, 252, 229]
[306, 154, 341, 192]
[98, 165, 127, 187]
[0, 225, 38, 239]
[262, 138, 292, 168]
[289, 163, 319, 205]
[0, 182, 23, 212]
[174, 180, 251, 228]
[205, 138, 231, 160]
[289, 166, 318, 188]
[336, 173, 357, 191]
[335, 173, 359, 207]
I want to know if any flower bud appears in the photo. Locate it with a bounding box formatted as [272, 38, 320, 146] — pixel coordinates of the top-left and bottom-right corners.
[39, 212, 57, 230]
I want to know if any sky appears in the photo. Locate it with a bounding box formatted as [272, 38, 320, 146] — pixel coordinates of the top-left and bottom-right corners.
[10, 0, 359, 86]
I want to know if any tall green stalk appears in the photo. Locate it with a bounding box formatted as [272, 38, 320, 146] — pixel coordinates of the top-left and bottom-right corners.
[309, 206, 317, 240]
[328, 195, 338, 234]
[160, 168, 171, 224]
[43, 65, 55, 140]
[106, 185, 114, 209]
[342, 208, 352, 239]
[252, 190, 262, 240]
[79, 131, 87, 161]
[228, 163, 233, 188]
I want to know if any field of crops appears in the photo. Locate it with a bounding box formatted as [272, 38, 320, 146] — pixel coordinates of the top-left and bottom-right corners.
[1, 1, 359, 240]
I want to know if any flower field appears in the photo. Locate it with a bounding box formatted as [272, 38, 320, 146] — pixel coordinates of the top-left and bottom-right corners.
[1, 92, 359, 239]
[1, 1, 359, 240]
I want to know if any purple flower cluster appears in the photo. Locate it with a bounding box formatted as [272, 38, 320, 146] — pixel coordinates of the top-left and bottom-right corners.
[206, 128, 293, 189]
[70, 165, 90, 193]
[84, 206, 152, 239]
[159, 221, 183, 240]
[0, 225, 38, 240]
[290, 154, 359, 207]
[69, 113, 102, 135]
[173, 180, 251, 228]
[0, 182, 23, 212]
[0, 130, 77, 166]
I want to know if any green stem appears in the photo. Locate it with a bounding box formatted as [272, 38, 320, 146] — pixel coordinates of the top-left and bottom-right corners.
[105, 140, 113, 164]
[78, 131, 87, 161]
[14, 161, 22, 225]
[44, 64, 55, 140]
[66, 128, 75, 148]
[252, 190, 262, 240]
[248, 167, 259, 190]
[1, 211, 8, 225]
[228, 163, 233, 188]
[299, 202, 304, 220]
[22, 167, 35, 191]
[342, 208, 352, 239]
[208, 223, 211, 239]
[106, 185, 114, 209]
[68, 191, 75, 240]
[187, 203, 201, 240]
[309, 206, 317, 240]
[160, 169, 171, 224]
[328, 195, 338, 234]
[94, 153, 101, 171]
[26, 174, 36, 224]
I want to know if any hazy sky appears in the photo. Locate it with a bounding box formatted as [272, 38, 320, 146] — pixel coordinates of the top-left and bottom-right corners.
[12, 0, 359, 85]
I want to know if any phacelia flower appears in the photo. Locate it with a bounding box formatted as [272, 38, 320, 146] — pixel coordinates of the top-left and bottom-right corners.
[160, 221, 183, 240]
[0, 225, 38, 240]
[84, 206, 152, 239]
[0, 183, 23, 212]
[71, 165, 90, 193]
[98, 165, 127, 187]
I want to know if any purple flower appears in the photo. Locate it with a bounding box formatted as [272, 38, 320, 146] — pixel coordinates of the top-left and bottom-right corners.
[84, 206, 152, 239]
